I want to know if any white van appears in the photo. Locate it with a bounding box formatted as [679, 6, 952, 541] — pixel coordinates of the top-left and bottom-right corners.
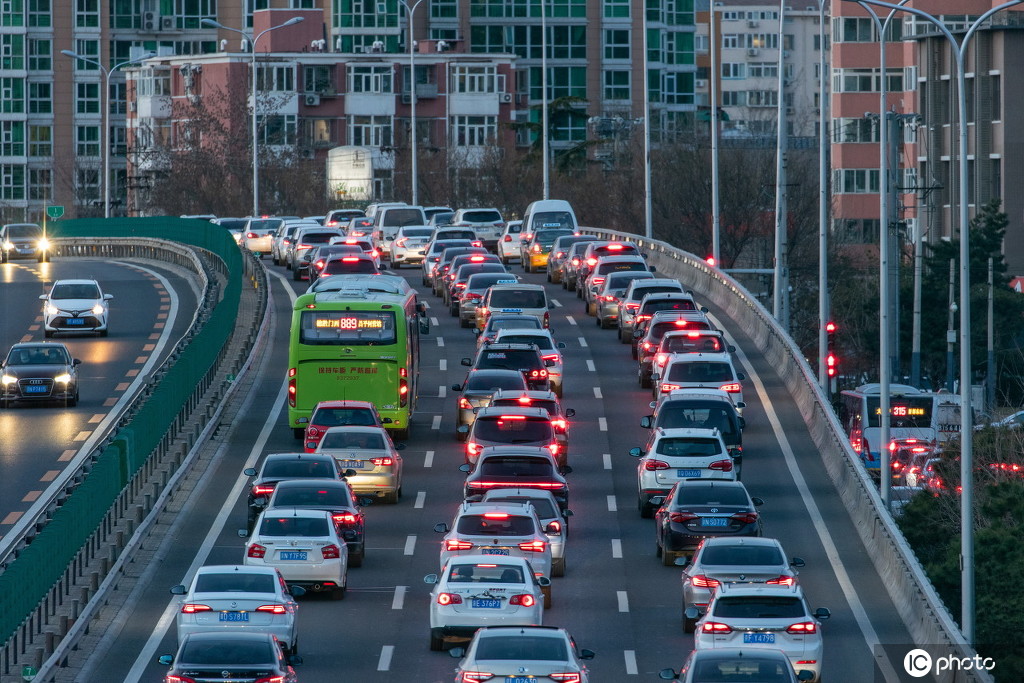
[522, 199, 578, 237]
[373, 205, 427, 257]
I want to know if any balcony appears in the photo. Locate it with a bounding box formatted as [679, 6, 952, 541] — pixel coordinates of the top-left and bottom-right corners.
[401, 83, 438, 103]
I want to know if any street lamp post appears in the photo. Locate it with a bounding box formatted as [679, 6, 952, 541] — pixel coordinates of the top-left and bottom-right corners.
[61, 50, 157, 218]
[844, 0, 1022, 645]
[709, 3, 720, 258]
[399, 0, 424, 206]
[642, 0, 652, 239]
[201, 16, 304, 217]
[816, 0, 830, 392]
[772, 4, 788, 329]
[540, 0, 549, 199]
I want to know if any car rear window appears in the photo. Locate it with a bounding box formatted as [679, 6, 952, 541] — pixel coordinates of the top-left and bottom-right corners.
[477, 350, 544, 371]
[666, 362, 735, 383]
[648, 320, 713, 343]
[693, 657, 792, 680]
[596, 261, 647, 275]
[52, 283, 100, 299]
[642, 299, 697, 314]
[488, 496, 558, 519]
[461, 210, 502, 223]
[194, 572, 277, 594]
[319, 431, 386, 450]
[456, 264, 505, 281]
[401, 227, 434, 238]
[474, 416, 553, 442]
[489, 290, 546, 308]
[700, 544, 784, 566]
[627, 285, 684, 302]
[456, 514, 536, 536]
[465, 374, 529, 392]
[475, 636, 568, 661]
[479, 457, 554, 477]
[273, 485, 353, 507]
[180, 639, 275, 665]
[487, 317, 542, 332]
[662, 335, 724, 354]
[447, 563, 524, 583]
[322, 259, 379, 275]
[712, 596, 805, 619]
[655, 437, 723, 457]
[676, 484, 750, 506]
[380, 208, 424, 226]
[655, 403, 739, 436]
[261, 459, 336, 479]
[258, 515, 331, 537]
[301, 232, 340, 244]
[495, 335, 554, 350]
[312, 408, 379, 427]
[249, 219, 283, 231]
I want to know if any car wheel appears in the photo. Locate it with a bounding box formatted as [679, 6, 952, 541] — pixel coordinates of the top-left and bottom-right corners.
[67, 391, 79, 408]
[331, 583, 346, 600]
[456, 430, 467, 443]
[44, 330, 53, 338]
[639, 497, 653, 519]
[349, 549, 364, 568]
[639, 372, 651, 389]
[289, 636, 299, 656]
[683, 611, 697, 634]
[393, 427, 409, 441]
[551, 556, 565, 577]
[449, 304, 458, 317]
[595, 315, 602, 327]
[99, 328, 108, 338]
[619, 328, 630, 343]
[631, 345, 638, 360]
[662, 546, 676, 567]
[542, 585, 552, 609]
[292, 267, 302, 281]
[655, 536, 663, 557]
[459, 317, 471, 329]
[383, 490, 399, 504]
[0, 250, 7, 263]
[429, 630, 445, 652]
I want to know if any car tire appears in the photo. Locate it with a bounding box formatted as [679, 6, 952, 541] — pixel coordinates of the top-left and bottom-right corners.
[99, 329, 108, 338]
[639, 372, 651, 389]
[459, 317, 471, 329]
[383, 490, 399, 504]
[429, 630, 445, 652]
[551, 556, 565, 577]
[639, 498, 653, 519]
[619, 328, 630, 344]
[393, 427, 409, 441]
[553, 385, 562, 399]
[456, 430, 467, 443]
[68, 391, 79, 408]
[0, 250, 7, 263]
[683, 612, 697, 634]
[542, 585, 552, 609]
[293, 428, 304, 440]
[331, 583, 346, 600]
[44, 330, 53, 339]
[631, 345, 638, 360]
[662, 546, 676, 567]
[449, 304, 458, 317]
[349, 549, 364, 568]
[292, 267, 302, 281]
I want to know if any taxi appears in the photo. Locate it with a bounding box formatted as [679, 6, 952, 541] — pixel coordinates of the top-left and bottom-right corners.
[475, 283, 552, 331]
[521, 228, 575, 273]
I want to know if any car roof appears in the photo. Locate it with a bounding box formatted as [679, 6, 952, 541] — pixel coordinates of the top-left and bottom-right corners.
[475, 406, 551, 419]
[713, 582, 803, 598]
[474, 625, 567, 637]
[195, 564, 279, 576]
[313, 399, 378, 409]
[458, 500, 537, 515]
[261, 452, 335, 463]
[489, 389, 560, 403]
[699, 536, 783, 550]
[664, 352, 735, 365]
[655, 427, 725, 439]
[320, 425, 389, 435]
[51, 278, 100, 286]
[477, 445, 558, 460]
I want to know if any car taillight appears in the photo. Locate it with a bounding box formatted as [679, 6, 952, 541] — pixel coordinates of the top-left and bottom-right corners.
[252, 484, 276, 497]
[459, 397, 472, 409]
[395, 238, 408, 247]
[543, 311, 549, 328]
[546, 443, 560, 457]
[298, 243, 311, 250]
[306, 426, 320, 437]
[371, 456, 394, 466]
[690, 575, 720, 588]
[593, 277, 605, 285]
[624, 302, 640, 311]
[437, 592, 463, 605]
[518, 540, 546, 552]
[472, 240, 483, 247]
[247, 543, 267, 558]
[246, 232, 257, 238]
[255, 604, 287, 614]
[287, 368, 296, 408]
[586, 257, 597, 266]
[549, 675, 582, 683]
[545, 520, 562, 534]
[660, 383, 681, 393]
[254, 676, 286, 683]
[554, 251, 565, 258]
[314, 259, 325, 270]
[701, 621, 732, 634]
[766, 575, 796, 586]
[463, 292, 482, 301]
[541, 354, 559, 362]
[730, 512, 759, 524]
[509, 593, 537, 607]
[333, 513, 358, 525]
[455, 282, 467, 289]
[167, 677, 199, 683]
[459, 672, 491, 683]
[399, 376, 409, 407]
[787, 622, 818, 634]
[321, 543, 341, 559]
[603, 295, 617, 302]
[466, 442, 481, 457]
[571, 258, 580, 266]
[669, 512, 699, 523]
[550, 418, 567, 431]
[720, 383, 741, 393]
[532, 244, 541, 252]
[642, 342, 652, 350]
[529, 369, 548, 378]
[180, 603, 212, 613]
[445, 539, 474, 551]
[709, 459, 734, 472]
[656, 353, 669, 366]
[643, 459, 670, 471]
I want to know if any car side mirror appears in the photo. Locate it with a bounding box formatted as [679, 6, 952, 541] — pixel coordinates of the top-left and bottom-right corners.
[814, 607, 831, 620]
[658, 668, 680, 680]
[472, 328, 481, 336]
[170, 585, 186, 595]
[737, 372, 746, 381]
[424, 573, 438, 584]
[727, 344, 736, 353]
[357, 496, 375, 507]
[394, 442, 406, 451]
[650, 373, 660, 382]
[243, 467, 257, 477]
[791, 556, 806, 568]
[38, 294, 47, 300]
[649, 495, 666, 507]
[451, 384, 463, 392]
[640, 416, 653, 428]
[458, 463, 472, 473]
[735, 401, 746, 409]
[548, 302, 555, 309]
[751, 497, 765, 506]
[564, 408, 575, 418]
[674, 555, 690, 566]
[342, 468, 357, 478]
[580, 649, 596, 660]
[684, 606, 701, 620]
[449, 646, 466, 658]
[158, 655, 174, 667]
[457, 425, 469, 434]
[738, 417, 746, 429]
[537, 576, 551, 587]
[628, 447, 643, 458]
[461, 358, 472, 366]
[557, 342, 566, 349]
[558, 465, 573, 475]
[386, 235, 394, 240]
[237, 528, 249, 538]
[289, 585, 306, 597]
[73, 358, 82, 366]
[563, 509, 574, 518]
[797, 671, 815, 682]
[297, 417, 309, 424]
[700, 306, 709, 313]
[433, 523, 449, 533]
[288, 655, 303, 666]
[419, 318, 431, 334]
[104, 293, 114, 300]
[649, 266, 657, 273]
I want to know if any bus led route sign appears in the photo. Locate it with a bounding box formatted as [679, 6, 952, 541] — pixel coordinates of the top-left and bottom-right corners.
[315, 317, 384, 330]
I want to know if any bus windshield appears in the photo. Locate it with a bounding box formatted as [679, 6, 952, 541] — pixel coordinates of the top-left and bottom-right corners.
[300, 310, 397, 345]
[866, 396, 933, 428]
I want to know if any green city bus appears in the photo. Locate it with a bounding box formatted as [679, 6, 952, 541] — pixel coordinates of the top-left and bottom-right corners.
[287, 286, 428, 440]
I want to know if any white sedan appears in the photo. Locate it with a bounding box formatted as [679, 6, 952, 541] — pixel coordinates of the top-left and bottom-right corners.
[170, 565, 303, 654]
[40, 279, 112, 337]
[425, 555, 548, 651]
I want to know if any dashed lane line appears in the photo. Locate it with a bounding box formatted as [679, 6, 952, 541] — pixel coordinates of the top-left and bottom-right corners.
[424, 451, 434, 468]
[391, 587, 407, 610]
[414, 492, 426, 509]
[403, 535, 417, 555]
[617, 591, 629, 612]
[611, 539, 622, 558]
[603, 453, 612, 470]
[606, 495, 617, 512]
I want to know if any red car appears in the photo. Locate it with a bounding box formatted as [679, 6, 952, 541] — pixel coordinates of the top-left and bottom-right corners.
[302, 400, 388, 452]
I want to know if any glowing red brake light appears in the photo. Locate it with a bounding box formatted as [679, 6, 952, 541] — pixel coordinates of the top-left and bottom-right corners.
[255, 604, 287, 614]
[445, 539, 474, 551]
[371, 456, 394, 466]
[518, 539, 546, 552]
[509, 593, 536, 606]
[673, 319, 690, 326]
[542, 354, 559, 362]
[459, 397, 472, 409]
[341, 257, 360, 262]
[644, 459, 670, 471]
[333, 513, 358, 525]
[498, 415, 527, 420]
[701, 621, 732, 634]
[787, 621, 818, 634]
[252, 484, 276, 497]
[321, 544, 341, 559]
[181, 603, 212, 613]
[660, 383, 681, 393]
[690, 575, 720, 588]
[437, 592, 463, 605]
[247, 543, 267, 558]
[483, 512, 510, 519]
[720, 383, 741, 393]
[607, 243, 625, 250]
[470, 255, 486, 262]
[766, 575, 796, 586]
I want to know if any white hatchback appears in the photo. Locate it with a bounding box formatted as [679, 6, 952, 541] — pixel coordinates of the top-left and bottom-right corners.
[41, 279, 113, 337]
[242, 508, 349, 600]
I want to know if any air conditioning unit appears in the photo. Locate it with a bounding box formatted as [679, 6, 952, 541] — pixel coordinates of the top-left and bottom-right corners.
[747, 48, 759, 57]
[747, 20, 758, 28]
[500, 92, 513, 103]
[304, 94, 321, 106]
[129, 102, 137, 112]
[160, 15, 176, 30]
[142, 11, 158, 31]
[696, 79, 708, 88]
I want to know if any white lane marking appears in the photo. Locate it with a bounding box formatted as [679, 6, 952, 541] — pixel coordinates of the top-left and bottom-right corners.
[606, 495, 617, 512]
[391, 586, 407, 610]
[598, 417, 608, 431]
[551, 298, 562, 307]
[414, 491, 426, 508]
[439, 359, 447, 371]
[566, 315, 577, 326]
[438, 385, 446, 398]
[437, 336, 445, 347]
[430, 316, 439, 326]
[123, 271, 294, 683]
[431, 415, 442, 430]
[586, 360, 596, 372]
[611, 539, 622, 558]
[603, 453, 612, 470]
[624, 650, 638, 675]
[404, 535, 417, 555]
[593, 387, 602, 398]
[424, 450, 434, 468]
[377, 645, 394, 671]
[578, 336, 588, 348]
[617, 591, 629, 613]
[724, 319, 893, 679]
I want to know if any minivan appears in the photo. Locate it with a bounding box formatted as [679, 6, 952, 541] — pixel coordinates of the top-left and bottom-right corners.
[373, 205, 427, 257]
[522, 199, 578, 237]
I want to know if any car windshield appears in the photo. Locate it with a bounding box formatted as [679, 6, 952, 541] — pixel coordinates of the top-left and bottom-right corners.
[249, 219, 283, 231]
[319, 431, 386, 450]
[489, 290, 546, 308]
[475, 636, 568, 661]
[676, 484, 750, 506]
[51, 283, 100, 299]
[7, 225, 42, 238]
[712, 596, 805, 619]
[474, 416, 552, 443]
[381, 209, 424, 227]
[496, 335, 553, 350]
[179, 639, 275, 665]
[476, 350, 543, 371]
[313, 408, 378, 427]
[456, 514, 536, 536]
[465, 373, 529, 392]
[478, 457, 554, 477]
[447, 563, 525, 583]
[666, 362, 735, 383]
[258, 515, 331, 537]
[261, 459, 335, 478]
[701, 544, 784, 566]
[194, 572, 276, 594]
[461, 210, 502, 223]
[8, 346, 69, 365]
[532, 211, 575, 230]
[273, 485, 353, 507]
[655, 437, 723, 457]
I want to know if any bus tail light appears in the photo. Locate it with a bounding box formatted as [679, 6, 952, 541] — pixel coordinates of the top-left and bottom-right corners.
[399, 378, 409, 407]
[287, 368, 297, 407]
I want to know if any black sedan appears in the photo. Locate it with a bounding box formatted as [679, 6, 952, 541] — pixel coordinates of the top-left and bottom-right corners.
[652, 479, 764, 567]
[0, 342, 81, 407]
[264, 479, 368, 567]
[157, 631, 301, 682]
[242, 452, 344, 530]
[460, 446, 571, 511]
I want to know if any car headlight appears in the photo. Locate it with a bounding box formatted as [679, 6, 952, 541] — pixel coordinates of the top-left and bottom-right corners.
[45, 304, 59, 315]
[54, 373, 72, 384]
[38, 238, 51, 251]
[91, 304, 105, 315]
[2, 240, 12, 250]
[1, 374, 16, 385]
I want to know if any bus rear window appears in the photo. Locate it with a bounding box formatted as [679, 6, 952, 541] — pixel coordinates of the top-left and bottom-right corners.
[489, 290, 547, 308]
[301, 310, 397, 345]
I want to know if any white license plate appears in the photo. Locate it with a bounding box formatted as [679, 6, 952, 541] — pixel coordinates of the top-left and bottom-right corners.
[219, 611, 250, 622]
[279, 551, 308, 561]
[481, 548, 511, 555]
[678, 469, 700, 478]
[471, 599, 502, 609]
[743, 632, 776, 644]
[702, 518, 730, 527]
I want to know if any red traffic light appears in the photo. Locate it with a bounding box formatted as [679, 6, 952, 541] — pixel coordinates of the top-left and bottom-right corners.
[825, 321, 837, 334]
[706, 256, 717, 267]
[826, 352, 838, 377]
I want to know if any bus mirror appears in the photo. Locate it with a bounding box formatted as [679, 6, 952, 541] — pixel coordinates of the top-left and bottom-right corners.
[419, 318, 430, 335]
[451, 384, 463, 392]
[640, 416, 652, 428]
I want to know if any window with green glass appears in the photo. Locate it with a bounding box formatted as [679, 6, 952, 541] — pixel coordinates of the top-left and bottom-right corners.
[1, 34, 24, 70]
[529, 66, 585, 100]
[603, 29, 629, 60]
[28, 82, 50, 113]
[431, 0, 457, 19]
[28, 0, 48, 26]
[336, 0, 393, 28]
[29, 168, 50, 199]
[73, 40, 100, 69]
[259, 114, 297, 145]
[1, 122, 25, 157]
[76, 0, 99, 27]
[552, 110, 585, 141]
[646, 28, 661, 64]
[665, 31, 694, 66]
[603, 0, 629, 19]
[291, 0, 316, 7]
[176, 0, 217, 29]
[76, 82, 100, 114]
[1, 78, 24, 113]
[27, 38, 49, 71]
[549, 25, 585, 58]
[77, 126, 100, 157]
[603, 70, 629, 100]
[1, 165, 25, 200]
[2, 0, 25, 26]
[545, 0, 585, 19]
[664, 71, 694, 105]
[111, 0, 141, 29]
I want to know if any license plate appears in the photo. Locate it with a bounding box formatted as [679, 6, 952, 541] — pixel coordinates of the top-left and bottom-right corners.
[678, 469, 701, 478]
[279, 551, 308, 561]
[471, 599, 502, 609]
[24, 385, 48, 393]
[337, 460, 365, 469]
[701, 517, 730, 527]
[481, 548, 511, 555]
[66, 318, 85, 325]
[505, 678, 533, 683]
[499, 308, 522, 313]
[743, 632, 776, 644]
[219, 611, 250, 622]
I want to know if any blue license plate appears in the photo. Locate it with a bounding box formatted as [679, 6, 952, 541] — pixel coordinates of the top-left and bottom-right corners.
[219, 611, 250, 622]
[506, 678, 533, 683]
[279, 551, 307, 561]
[743, 632, 776, 644]
[481, 548, 510, 555]
[471, 599, 502, 609]
[24, 385, 48, 394]
[66, 318, 85, 325]
[678, 469, 701, 478]
[702, 517, 730, 527]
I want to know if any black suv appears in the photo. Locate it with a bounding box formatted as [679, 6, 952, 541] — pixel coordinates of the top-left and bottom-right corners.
[463, 342, 552, 391]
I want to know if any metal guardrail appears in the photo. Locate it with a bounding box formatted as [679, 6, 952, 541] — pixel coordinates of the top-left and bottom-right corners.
[581, 227, 991, 683]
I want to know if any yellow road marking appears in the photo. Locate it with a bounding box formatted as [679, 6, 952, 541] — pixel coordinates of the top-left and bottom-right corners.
[73, 431, 91, 441]
[126, 369, 139, 377]
[40, 470, 59, 482]
[143, 344, 155, 351]
[1, 511, 23, 525]
[59, 449, 76, 461]
[22, 491, 42, 502]
[115, 382, 130, 391]
[20, 335, 32, 342]
[103, 397, 117, 407]
[88, 414, 103, 424]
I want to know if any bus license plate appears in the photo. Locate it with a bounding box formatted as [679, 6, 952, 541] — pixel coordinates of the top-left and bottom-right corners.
[481, 548, 510, 555]
[337, 460, 365, 469]
[677, 470, 701, 478]
[219, 611, 250, 622]
[471, 599, 502, 609]
[702, 518, 729, 527]
[279, 551, 308, 561]
[743, 633, 775, 644]
[66, 318, 85, 325]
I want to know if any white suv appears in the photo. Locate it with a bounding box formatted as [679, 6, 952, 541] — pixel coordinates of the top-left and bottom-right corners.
[450, 208, 506, 250]
[653, 351, 745, 406]
[632, 427, 737, 517]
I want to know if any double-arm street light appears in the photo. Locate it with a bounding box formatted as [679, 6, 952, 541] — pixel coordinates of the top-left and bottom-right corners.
[201, 16, 305, 217]
[540, 0, 550, 199]
[398, 0, 424, 206]
[61, 50, 157, 218]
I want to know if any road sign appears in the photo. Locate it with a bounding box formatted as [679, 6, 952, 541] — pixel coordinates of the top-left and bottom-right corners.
[46, 205, 64, 220]
[22, 665, 37, 681]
